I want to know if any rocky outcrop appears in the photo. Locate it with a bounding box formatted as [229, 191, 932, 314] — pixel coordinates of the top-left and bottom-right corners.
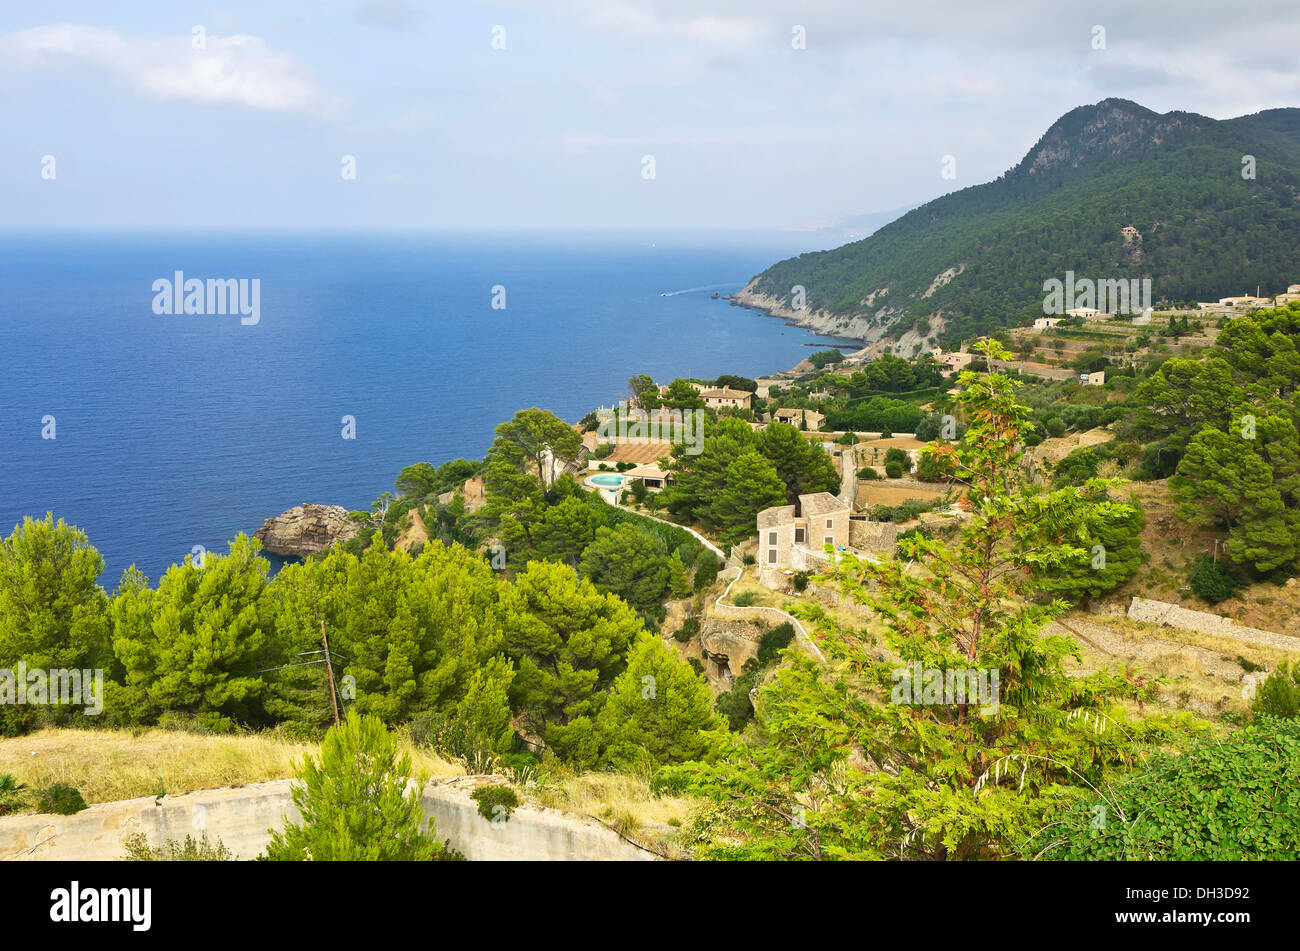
[253, 504, 360, 557]
[699, 621, 760, 688]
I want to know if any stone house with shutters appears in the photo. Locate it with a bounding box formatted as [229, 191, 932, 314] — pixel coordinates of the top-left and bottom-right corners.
[755, 491, 851, 572]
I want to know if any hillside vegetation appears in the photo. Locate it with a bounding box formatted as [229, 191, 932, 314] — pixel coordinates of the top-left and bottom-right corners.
[749, 99, 1300, 346]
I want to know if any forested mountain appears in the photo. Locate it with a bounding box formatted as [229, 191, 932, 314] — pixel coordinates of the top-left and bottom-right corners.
[746, 99, 1300, 346]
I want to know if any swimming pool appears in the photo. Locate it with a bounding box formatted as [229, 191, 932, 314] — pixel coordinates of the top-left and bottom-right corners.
[589, 473, 625, 487]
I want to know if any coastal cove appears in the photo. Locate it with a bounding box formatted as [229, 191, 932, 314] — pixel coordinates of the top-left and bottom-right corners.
[0, 230, 856, 583]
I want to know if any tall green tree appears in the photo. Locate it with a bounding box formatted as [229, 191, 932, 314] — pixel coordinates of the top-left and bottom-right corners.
[710, 452, 788, 545]
[500, 560, 643, 744]
[579, 524, 670, 615]
[592, 635, 726, 770]
[0, 514, 109, 673]
[0, 514, 110, 732]
[757, 422, 840, 503]
[111, 535, 276, 730]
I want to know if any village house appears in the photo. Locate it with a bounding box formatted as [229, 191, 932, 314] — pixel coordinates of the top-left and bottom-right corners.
[929, 348, 974, 370]
[1080, 370, 1105, 386]
[699, 386, 753, 410]
[1032, 317, 1063, 330]
[756, 491, 851, 571]
[1276, 284, 1300, 305]
[624, 463, 670, 491]
[771, 407, 826, 430]
[1218, 295, 1272, 309]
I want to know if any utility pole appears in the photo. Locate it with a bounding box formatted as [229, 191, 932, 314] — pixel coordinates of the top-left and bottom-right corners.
[321, 620, 341, 726]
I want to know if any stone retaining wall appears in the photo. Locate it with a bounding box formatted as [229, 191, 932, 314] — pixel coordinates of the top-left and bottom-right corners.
[1127, 596, 1300, 653]
[0, 780, 659, 862]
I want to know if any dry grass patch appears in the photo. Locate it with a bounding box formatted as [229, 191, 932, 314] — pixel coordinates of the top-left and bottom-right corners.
[0, 727, 459, 808]
[534, 771, 695, 859]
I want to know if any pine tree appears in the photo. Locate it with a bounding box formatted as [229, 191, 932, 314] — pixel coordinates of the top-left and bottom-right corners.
[264, 710, 457, 861]
[667, 552, 691, 599]
[593, 636, 726, 770]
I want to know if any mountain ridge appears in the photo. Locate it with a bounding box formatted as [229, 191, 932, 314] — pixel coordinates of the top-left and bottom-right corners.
[741, 99, 1300, 353]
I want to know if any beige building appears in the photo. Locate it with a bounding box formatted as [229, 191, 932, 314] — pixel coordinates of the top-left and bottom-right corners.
[624, 463, 670, 490]
[699, 386, 753, 410]
[1033, 317, 1063, 330]
[1218, 295, 1272, 308]
[1080, 370, 1106, 386]
[772, 407, 826, 430]
[756, 492, 851, 570]
[930, 348, 974, 370]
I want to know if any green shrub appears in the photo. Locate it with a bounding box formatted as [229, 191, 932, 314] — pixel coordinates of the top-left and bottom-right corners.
[693, 552, 719, 591]
[857, 466, 881, 480]
[264, 710, 460, 861]
[470, 785, 521, 823]
[1253, 662, 1300, 720]
[122, 833, 233, 861]
[758, 622, 796, 665]
[1048, 716, 1300, 860]
[715, 671, 759, 731]
[885, 460, 903, 479]
[37, 783, 87, 816]
[732, 591, 760, 607]
[1188, 554, 1241, 604]
[0, 774, 28, 816]
[791, 571, 812, 592]
[673, 616, 701, 643]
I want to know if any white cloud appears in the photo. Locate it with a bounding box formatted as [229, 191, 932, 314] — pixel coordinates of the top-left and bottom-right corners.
[0, 24, 342, 115]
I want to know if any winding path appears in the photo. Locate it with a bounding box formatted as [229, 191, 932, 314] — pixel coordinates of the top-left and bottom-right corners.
[715, 565, 826, 663]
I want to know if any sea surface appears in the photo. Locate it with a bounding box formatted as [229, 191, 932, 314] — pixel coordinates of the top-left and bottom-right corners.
[0, 230, 853, 584]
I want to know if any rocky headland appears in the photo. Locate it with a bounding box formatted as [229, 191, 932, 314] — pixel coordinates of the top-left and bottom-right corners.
[253, 503, 360, 557]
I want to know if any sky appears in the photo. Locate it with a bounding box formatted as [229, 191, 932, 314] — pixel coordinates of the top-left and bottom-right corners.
[3, 0, 1299, 232]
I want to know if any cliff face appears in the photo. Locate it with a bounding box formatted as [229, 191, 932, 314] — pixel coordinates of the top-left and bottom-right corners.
[253, 504, 360, 556]
[730, 284, 895, 356]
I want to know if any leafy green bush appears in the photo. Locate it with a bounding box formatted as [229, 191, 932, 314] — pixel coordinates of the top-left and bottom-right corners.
[884, 460, 903, 479]
[791, 571, 812, 592]
[470, 785, 521, 823]
[265, 711, 460, 861]
[857, 466, 881, 480]
[1188, 554, 1241, 604]
[37, 783, 86, 816]
[732, 591, 760, 607]
[1048, 717, 1300, 860]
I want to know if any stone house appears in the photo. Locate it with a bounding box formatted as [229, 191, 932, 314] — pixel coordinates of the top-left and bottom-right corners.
[699, 386, 753, 410]
[756, 491, 851, 571]
[771, 407, 825, 430]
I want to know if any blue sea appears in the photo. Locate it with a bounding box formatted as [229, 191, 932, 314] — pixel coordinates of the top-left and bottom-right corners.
[0, 231, 852, 584]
